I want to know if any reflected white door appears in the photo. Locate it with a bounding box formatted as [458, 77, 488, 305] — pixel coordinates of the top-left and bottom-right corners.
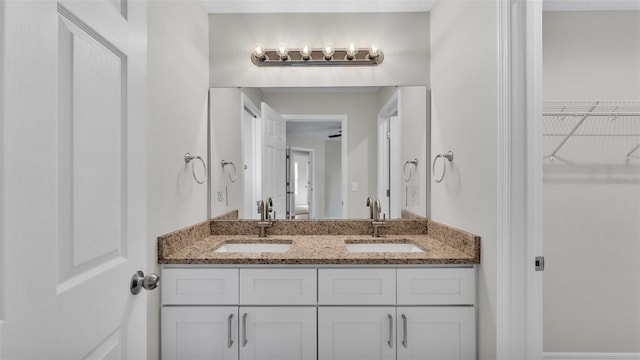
[259, 102, 287, 218]
[1, 1, 148, 358]
[377, 116, 400, 219]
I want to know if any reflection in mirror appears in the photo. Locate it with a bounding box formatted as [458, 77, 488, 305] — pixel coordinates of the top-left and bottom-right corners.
[209, 86, 428, 220]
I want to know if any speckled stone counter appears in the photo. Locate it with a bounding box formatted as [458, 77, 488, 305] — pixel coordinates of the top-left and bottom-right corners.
[159, 234, 477, 265]
[157, 213, 481, 265]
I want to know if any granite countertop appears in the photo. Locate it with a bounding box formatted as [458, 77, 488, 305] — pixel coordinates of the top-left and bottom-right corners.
[158, 214, 481, 265]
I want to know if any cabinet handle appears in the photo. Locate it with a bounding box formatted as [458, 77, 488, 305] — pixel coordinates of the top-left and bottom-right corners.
[387, 314, 394, 348]
[401, 314, 408, 348]
[242, 313, 248, 347]
[227, 313, 234, 348]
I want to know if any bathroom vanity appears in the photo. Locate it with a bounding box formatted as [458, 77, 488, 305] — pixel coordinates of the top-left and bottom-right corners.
[158, 215, 480, 360]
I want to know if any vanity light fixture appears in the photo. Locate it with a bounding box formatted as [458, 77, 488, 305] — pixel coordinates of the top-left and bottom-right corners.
[251, 42, 384, 66]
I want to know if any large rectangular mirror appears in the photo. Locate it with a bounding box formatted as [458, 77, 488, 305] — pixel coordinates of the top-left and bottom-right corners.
[209, 86, 429, 220]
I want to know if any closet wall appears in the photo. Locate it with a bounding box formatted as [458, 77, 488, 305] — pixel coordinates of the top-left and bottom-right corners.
[543, 11, 640, 352]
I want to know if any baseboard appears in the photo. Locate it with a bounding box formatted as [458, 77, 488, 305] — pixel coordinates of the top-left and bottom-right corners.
[544, 353, 640, 360]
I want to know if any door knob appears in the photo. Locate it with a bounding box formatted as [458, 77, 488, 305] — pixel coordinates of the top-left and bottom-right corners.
[130, 270, 160, 295]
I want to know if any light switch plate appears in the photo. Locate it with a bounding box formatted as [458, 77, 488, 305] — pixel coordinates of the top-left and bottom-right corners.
[406, 186, 419, 207]
[214, 185, 228, 206]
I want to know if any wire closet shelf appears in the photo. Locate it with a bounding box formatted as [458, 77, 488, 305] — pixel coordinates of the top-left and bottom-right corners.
[543, 100, 640, 165]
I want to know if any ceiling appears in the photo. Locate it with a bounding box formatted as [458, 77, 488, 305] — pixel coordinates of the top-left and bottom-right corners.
[200, 0, 640, 13]
[287, 121, 342, 142]
[544, 0, 640, 11]
[200, 0, 436, 13]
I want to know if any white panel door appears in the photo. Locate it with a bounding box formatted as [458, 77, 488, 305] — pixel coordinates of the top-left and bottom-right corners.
[1, 0, 148, 358]
[260, 102, 287, 218]
[318, 307, 396, 360]
[376, 116, 400, 219]
[397, 307, 476, 360]
[240, 307, 317, 360]
[162, 306, 238, 360]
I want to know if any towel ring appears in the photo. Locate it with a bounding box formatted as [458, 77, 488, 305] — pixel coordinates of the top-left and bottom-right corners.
[432, 151, 454, 183]
[403, 158, 418, 182]
[184, 153, 207, 184]
[221, 160, 237, 183]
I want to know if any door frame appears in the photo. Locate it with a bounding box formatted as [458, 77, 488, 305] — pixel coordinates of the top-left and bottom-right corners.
[496, 0, 543, 358]
[283, 114, 348, 219]
[0, 0, 5, 323]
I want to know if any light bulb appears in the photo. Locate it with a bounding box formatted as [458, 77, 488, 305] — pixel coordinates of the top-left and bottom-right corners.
[276, 43, 289, 60]
[253, 44, 267, 61]
[346, 42, 358, 60]
[299, 43, 312, 60]
[368, 44, 380, 59]
[322, 44, 335, 60]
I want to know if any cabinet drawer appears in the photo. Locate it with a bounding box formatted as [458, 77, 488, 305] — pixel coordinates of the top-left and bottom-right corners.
[162, 268, 239, 305]
[240, 268, 317, 305]
[397, 268, 475, 305]
[318, 268, 396, 305]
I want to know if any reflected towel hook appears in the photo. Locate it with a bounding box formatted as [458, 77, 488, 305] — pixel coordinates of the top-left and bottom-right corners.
[432, 151, 453, 183]
[221, 160, 237, 183]
[185, 153, 207, 184]
[403, 158, 418, 182]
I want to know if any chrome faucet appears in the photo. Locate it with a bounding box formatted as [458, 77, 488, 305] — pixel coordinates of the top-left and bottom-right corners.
[258, 197, 274, 221]
[257, 198, 273, 237]
[366, 197, 374, 219]
[258, 200, 265, 221]
[373, 199, 382, 221]
[264, 197, 273, 219]
[371, 199, 386, 237]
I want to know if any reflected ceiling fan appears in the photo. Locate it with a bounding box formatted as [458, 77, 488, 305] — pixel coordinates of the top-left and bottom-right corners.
[328, 130, 342, 138]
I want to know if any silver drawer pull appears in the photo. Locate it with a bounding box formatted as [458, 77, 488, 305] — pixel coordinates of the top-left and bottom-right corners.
[242, 313, 248, 347]
[227, 313, 234, 348]
[387, 314, 393, 348]
[401, 314, 408, 348]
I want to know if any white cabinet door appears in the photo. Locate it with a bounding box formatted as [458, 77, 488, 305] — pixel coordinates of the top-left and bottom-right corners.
[240, 307, 316, 360]
[318, 307, 396, 360]
[162, 306, 238, 360]
[397, 307, 476, 360]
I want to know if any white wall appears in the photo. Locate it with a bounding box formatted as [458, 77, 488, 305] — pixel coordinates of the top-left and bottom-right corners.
[429, 1, 498, 359]
[325, 141, 343, 218]
[543, 11, 640, 100]
[209, 13, 429, 87]
[399, 86, 428, 216]
[209, 88, 243, 217]
[265, 91, 379, 218]
[543, 11, 640, 352]
[147, 1, 209, 357]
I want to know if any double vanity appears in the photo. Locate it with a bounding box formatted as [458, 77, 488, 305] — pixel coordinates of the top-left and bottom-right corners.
[158, 211, 480, 360]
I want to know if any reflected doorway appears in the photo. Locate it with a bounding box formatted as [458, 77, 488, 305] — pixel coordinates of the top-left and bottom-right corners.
[287, 148, 313, 219]
[285, 116, 345, 219]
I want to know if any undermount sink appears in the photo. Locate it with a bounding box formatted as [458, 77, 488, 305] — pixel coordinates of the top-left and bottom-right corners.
[345, 243, 424, 253]
[213, 243, 291, 253]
